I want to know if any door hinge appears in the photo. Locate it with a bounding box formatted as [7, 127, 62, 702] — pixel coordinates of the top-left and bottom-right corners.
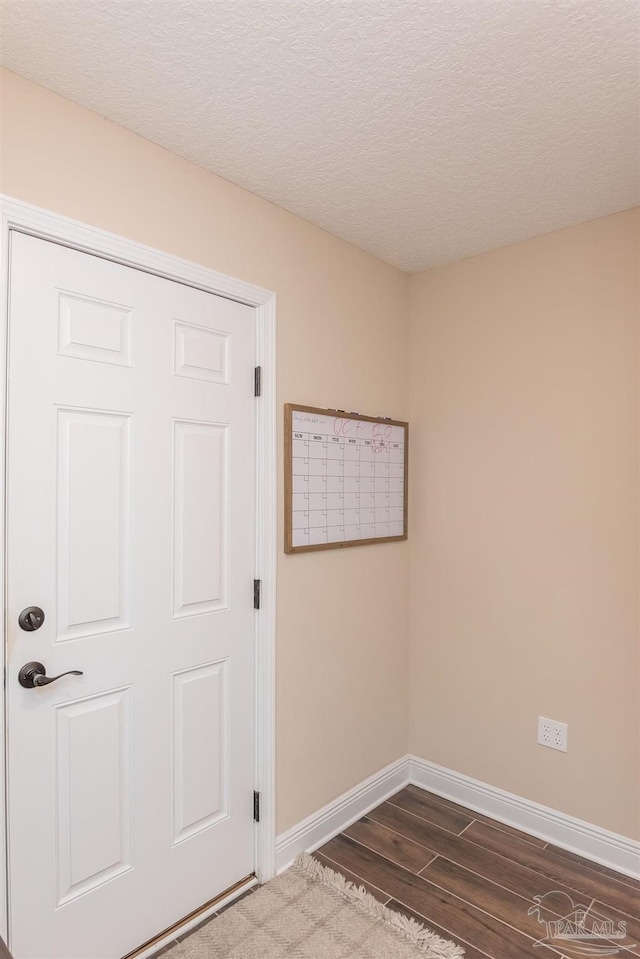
[253, 790, 261, 823]
[253, 579, 261, 610]
[254, 366, 262, 397]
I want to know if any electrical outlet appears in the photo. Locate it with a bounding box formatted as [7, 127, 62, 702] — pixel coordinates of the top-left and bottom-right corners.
[538, 716, 568, 752]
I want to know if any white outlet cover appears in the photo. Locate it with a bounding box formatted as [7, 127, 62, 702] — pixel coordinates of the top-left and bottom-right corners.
[538, 716, 568, 753]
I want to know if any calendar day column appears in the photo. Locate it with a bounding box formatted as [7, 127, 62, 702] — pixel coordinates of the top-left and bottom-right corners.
[307, 430, 329, 545]
[291, 429, 311, 548]
[326, 433, 346, 541]
[343, 435, 361, 540]
[389, 435, 405, 536]
[359, 437, 376, 539]
[373, 432, 391, 537]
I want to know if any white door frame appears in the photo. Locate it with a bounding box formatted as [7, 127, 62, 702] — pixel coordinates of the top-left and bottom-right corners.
[0, 195, 277, 946]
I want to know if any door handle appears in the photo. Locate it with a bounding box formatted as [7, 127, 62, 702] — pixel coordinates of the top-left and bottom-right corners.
[18, 661, 83, 689]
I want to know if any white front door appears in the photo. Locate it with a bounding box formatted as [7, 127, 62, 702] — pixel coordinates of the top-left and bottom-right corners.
[6, 232, 257, 959]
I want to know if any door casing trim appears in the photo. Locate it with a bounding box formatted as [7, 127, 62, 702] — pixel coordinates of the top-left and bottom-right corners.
[0, 194, 277, 945]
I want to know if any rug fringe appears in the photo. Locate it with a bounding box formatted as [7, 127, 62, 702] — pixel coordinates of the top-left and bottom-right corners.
[294, 853, 465, 959]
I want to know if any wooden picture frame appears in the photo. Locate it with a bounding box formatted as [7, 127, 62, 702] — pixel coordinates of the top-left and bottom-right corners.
[284, 404, 408, 553]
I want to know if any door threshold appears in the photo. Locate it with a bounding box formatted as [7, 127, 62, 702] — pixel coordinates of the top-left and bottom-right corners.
[123, 874, 257, 959]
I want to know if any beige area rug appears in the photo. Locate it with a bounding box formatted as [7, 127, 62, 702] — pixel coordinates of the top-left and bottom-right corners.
[163, 853, 463, 959]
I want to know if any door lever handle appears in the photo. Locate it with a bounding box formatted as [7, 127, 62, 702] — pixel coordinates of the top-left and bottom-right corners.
[18, 661, 83, 689]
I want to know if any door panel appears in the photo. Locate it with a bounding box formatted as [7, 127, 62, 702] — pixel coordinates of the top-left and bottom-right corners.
[55, 687, 133, 904]
[6, 232, 256, 959]
[57, 291, 133, 366]
[173, 420, 228, 616]
[56, 408, 132, 640]
[172, 661, 228, 843]
[173, 321, 228, 383]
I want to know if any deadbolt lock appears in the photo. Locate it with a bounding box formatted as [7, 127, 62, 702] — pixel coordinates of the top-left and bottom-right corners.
[18, 606, 45, 632]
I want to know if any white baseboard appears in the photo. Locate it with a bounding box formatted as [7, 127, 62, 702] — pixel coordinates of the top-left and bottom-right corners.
[275, 753, 640, 881]
[409, 755, 640, 880]
[275, 756, 410, 873]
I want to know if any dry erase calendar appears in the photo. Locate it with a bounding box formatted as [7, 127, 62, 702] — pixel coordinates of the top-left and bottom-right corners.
[284, 404, 408, 553]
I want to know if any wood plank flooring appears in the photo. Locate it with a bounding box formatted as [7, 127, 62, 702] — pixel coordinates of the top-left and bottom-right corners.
[314, 784, 640, 959]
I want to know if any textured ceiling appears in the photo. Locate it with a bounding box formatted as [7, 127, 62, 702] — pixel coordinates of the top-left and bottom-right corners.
[1, 0, 638, 272]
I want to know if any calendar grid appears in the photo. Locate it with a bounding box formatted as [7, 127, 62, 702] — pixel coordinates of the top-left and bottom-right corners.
[285, 405, 408, 553]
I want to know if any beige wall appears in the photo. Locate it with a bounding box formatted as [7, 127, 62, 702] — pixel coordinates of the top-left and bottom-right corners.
[0, 68, 410, 834]
[409, 210, 640, 839]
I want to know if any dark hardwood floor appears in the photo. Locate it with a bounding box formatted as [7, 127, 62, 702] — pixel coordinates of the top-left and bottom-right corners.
[314, 784, 640, 959]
